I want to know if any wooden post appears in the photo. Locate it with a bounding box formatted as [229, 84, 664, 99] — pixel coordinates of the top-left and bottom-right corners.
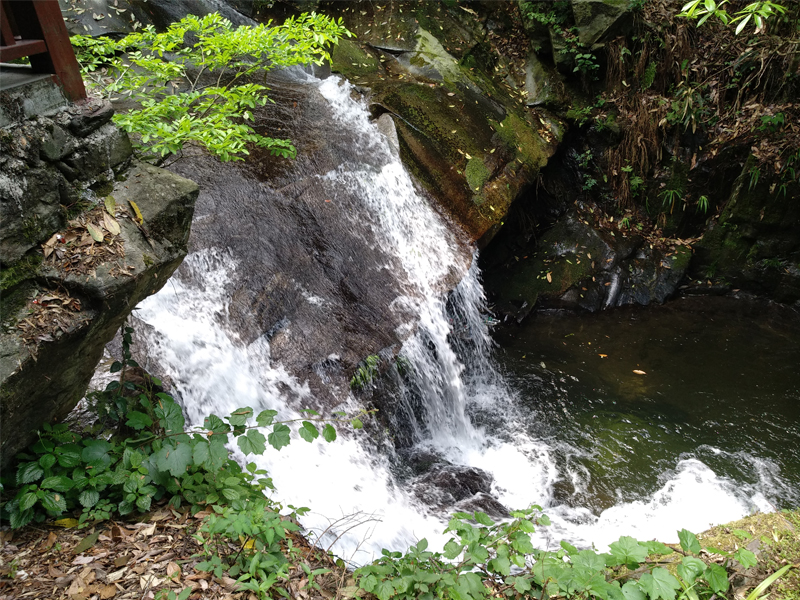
[0, 0, 86, 102]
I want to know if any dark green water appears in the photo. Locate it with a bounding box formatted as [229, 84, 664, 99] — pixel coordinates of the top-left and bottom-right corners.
[493, 296, 800, 515]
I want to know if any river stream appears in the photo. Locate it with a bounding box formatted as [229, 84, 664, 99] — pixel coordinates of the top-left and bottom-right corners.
[132, 73, 799, 565]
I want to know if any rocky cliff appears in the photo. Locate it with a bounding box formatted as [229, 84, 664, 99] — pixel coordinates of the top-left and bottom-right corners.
[0, 98, 198, 467]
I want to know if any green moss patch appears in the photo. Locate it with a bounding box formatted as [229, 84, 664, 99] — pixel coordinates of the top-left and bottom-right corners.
[331, 39, 380, 79]
[465, 157, 490, 192]
[0, 254, 42, 292]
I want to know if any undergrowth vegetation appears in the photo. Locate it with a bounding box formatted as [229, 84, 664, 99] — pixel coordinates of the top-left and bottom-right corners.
[572, 0, 799, 220]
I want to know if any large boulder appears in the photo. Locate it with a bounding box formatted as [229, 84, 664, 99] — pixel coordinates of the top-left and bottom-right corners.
[693, 158, 800, 304]
[483, 212, 692, 321]
[0, 104, 197, 467]
[327, 2, 564, 247]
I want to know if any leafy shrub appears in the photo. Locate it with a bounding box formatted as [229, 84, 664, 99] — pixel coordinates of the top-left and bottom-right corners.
[0, 326, 366, 528]
[71, 12, 352, 162]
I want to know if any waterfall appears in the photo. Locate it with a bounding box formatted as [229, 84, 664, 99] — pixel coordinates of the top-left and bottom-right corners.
[134, 74, 777, 565]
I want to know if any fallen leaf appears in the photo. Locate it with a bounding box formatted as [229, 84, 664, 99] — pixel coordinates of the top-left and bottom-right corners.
[546, 272, 552, 283]
[114, 554, 131, 568]
[103, 213, 121, 236]
[129, 200, 144, 225]
[633, 369, 647, 375]
[41, 531, 58, 551]
[86, 223, 104, 243]
[95, 583, 117, 599]
[167, 562, 181, 581]
[72, 530, 100, 555]
[104, 195, 116, 215]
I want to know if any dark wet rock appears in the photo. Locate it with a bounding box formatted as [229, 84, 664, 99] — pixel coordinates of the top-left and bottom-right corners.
[693, 158, 800, 305]
[412, 463, 496, 506]
[68, 101, 116, 138]
[483, 212, 692, 320]
[0, 157, 197, 467]
[571, 0, 633, 49]
[1, 105, 132, 266]
[161, 73, 471, 411]
[455, 493, 510, 519]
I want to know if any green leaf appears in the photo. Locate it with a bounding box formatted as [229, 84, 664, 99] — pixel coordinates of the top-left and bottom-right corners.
[638, 567, 680, 600]
[38, 453, 57, 471]
[298, 421, 319, 443]
[322, 424, 337, 443]
[268, 423, 291, 450]
[237, 429, 267, 455]
[734, 547, 758, 569]
[208, 439, 229, 471]
[79, 489, 100, 508]
[155, 397, 185, 434]
[193, 440, 210, 466]
[351, 418, 363, 429]
[227, 407, 253, 427]
[9, 508, 34, 529]
[621, 581, 647, 600]
[572, 549, 606, 572]
[474, 511, 493, 526]
[82, 440, 113, 468]
[40, 491, 68, 514]
[55, 445, 82, 468]
[41, 476, 75, 492]
[677, 556, 707, 583]
[256, 409, 278, 427]
[610, 536, 648, 566]
[678, 528, 701, 554]
[136, 494, 152, 512]
[17, 461, 44, 484]
[443, 540, 463, 559]
[126, 410, 153, 430]
[221, 487, 240, 501]
[157, 442, 193, 477]
[204, 414, 230, 434]
[19, 492, 38, 511]
[642, 540, 673, 556]
[373, 579, 395, 600]
[704, 563, 729, 593]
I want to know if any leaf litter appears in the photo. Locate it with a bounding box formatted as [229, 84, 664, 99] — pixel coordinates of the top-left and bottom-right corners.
[0, 508, 355, 600]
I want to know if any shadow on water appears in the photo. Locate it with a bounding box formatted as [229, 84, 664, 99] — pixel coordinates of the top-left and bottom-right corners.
[493, 296, 800, 514]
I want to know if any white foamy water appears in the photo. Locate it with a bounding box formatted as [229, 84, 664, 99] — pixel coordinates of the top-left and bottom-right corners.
[135, 75, 775, 564]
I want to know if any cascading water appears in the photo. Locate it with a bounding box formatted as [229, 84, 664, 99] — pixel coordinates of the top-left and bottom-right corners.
[134, 74, 789, 565]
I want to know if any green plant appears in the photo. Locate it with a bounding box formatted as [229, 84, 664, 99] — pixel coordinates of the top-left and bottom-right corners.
[758, 112, 785, 133]
[72, 12, 352, 162]
[350, 354, 380, 389]
[661, 188, 684, 213]
[749, 165, 761, 190]
[355, 510, 772, 600]
[641, 61, 657, 90]
[0, 327, 368, 529]
[574, 52, 600, 78]
[697, 194, 710, 213]
[678, 0, 787, 34]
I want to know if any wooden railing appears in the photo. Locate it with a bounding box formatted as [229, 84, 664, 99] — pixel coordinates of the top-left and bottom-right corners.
[0, 0, 86, 101]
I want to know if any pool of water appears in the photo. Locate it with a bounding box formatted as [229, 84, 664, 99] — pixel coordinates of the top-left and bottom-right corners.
[492, 295, 800, 516]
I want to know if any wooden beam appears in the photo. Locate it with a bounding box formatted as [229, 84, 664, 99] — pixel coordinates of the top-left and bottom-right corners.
[32, 0, 86, 101]
[0, 39, 48, 62]
[0, 1, 16, 47]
